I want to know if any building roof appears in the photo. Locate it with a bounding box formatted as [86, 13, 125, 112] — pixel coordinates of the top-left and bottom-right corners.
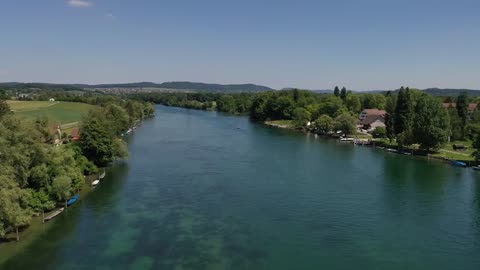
[360, 115, 385, 125]
[71, 128, 80, 138]
[442, 103, 478, 111]
[361, 109, 386, 116]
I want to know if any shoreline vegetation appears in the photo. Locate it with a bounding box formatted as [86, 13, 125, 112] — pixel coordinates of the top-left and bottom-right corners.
[131, 88, 480, 166]
[0, 92, 155, 262]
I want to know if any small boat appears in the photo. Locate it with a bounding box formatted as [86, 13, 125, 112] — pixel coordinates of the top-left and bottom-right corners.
[340, 137, 354, 142]
[44, 207, 65, 222]
[386, 148, 398, 153]
[92, 179, 100, 186]
[451, 160, 467, 167]
[99, 170, 106, 179]
[472, 166, 480, 171]
[67, 194, 79, 206]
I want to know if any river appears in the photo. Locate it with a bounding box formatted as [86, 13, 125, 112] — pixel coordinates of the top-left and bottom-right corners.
[2, 105, 480, 269]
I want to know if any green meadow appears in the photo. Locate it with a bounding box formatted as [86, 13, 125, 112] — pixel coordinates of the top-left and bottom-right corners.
[8, 101, 95, 125]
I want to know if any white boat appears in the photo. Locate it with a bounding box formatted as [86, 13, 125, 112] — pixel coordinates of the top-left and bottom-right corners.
[92, 179, 100, 186]
[99, 170, 106, 179]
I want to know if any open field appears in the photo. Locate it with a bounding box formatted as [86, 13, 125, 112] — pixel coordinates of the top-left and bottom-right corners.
[7, 100, 58, 111]
[7, 101, 96, 127]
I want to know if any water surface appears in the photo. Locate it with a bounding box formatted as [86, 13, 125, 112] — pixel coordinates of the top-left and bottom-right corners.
[2, 106, 480, 269]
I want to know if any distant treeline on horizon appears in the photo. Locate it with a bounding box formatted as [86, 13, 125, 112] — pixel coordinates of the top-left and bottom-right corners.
[1, 81, 479, 96]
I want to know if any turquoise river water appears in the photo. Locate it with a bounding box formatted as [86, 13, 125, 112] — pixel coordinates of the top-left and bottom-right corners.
[2, 105, 480, 269]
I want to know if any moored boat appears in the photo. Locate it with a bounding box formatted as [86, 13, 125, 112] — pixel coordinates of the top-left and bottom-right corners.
[99, 170, 106, 179]
[67, 194, 79, 206]
[44, 207, 65, 222]
[472, 166, 480, 171]
[92, 179, 100, 186]
[451, 160, 467, 167]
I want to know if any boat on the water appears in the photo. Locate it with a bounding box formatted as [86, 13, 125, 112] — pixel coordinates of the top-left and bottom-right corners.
[67, 194, 79, 206]
[472, 166, 480, 171]
[99, 170, 106, 179]
[451, 160, 467, 167]
[92, 179, 100, 186]
[44, 207, 64, 222]
[386, 148, 398, 153]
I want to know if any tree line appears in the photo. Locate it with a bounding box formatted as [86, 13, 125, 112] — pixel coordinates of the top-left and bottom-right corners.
[131, 88, 480, 157]
[0, 96, 154, 241]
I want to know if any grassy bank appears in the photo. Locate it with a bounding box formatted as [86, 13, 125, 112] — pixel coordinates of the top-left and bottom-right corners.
[264, 120, 296, 129]
[7, 100, 96, 135]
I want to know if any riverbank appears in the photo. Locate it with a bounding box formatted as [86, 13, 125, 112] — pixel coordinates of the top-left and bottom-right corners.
[264, 120, 479, 167]
[0, 172, 100, 265]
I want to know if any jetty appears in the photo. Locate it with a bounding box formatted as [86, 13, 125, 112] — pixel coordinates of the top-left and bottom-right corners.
[44, 207, 65, 222]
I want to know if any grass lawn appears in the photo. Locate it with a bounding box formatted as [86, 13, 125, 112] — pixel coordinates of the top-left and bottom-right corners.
[265, 120, 296, 128]
[433, 140, 475, 161]
[9, 101, 96, 125]
[7, 100, 58, 111]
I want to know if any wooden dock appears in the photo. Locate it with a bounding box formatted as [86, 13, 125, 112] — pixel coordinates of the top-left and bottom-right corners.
[44, 207, 64, 222]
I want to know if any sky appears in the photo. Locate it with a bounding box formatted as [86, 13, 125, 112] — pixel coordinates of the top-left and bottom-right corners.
[0, 0, 479, 90]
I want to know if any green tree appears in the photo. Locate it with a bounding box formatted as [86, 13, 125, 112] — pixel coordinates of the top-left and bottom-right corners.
[314, 114, 334, 134]
[340, 87, 347, 101]
[79, 111, 116, 167]
[293, 108, 311, 127]
[384, 92, 396, 143]
[456, 92, 468, 138]
[28, 189, 55, 222]
[103, 104, 130, 136]
[0, 176, 32, 241]
[372, 127, 387, 138]
[413, 94, 450, 151]
[334, 86, 340, 97]
[472, 134, 480, 161]
[334, 113, 356, 136]
[345, 95, 361, 113]
[217, 95, 236, 113]
[0, 99, 10, 118]
[394, 87, 414, 147]
[50, 175, 73, 204]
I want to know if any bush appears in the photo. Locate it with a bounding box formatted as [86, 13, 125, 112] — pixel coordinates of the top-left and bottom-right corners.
[372, 127, 387, 138]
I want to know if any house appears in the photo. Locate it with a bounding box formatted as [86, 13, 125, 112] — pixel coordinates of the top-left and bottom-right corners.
[359, 109, 386, 121]
[442, 103, 478, 112]
[49, 98, 55, 102]
[71, 129, 80, 141]
[360, 114, 386, 132]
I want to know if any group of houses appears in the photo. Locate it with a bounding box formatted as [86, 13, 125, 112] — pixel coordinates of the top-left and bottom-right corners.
[357, 102, 479, 134]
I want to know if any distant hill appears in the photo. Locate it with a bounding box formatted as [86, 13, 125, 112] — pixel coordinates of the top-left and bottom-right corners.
[0, 81, 274, 93]
[422, 88, 480, 96]
[85, 81, 274, 92]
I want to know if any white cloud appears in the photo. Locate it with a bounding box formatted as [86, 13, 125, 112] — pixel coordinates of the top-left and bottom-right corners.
[68, 0, 93, 8]
[105, 13, 115, 19]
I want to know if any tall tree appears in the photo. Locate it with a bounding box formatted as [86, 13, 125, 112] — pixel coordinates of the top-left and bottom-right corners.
[334, 86, 340, 97]
[456, 92, 468, 138]
[384, 91, 396, 143]
[413, 94, 450, 152]
[340, 87, 347, 101]
[79, 111, 115, 167]
[394, 87, 414, 146]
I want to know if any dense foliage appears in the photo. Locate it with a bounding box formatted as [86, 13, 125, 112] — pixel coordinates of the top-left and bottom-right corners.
[0, 96, 154, 241]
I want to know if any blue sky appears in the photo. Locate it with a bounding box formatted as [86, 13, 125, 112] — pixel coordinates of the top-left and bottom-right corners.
[0, 0, 479, 90]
